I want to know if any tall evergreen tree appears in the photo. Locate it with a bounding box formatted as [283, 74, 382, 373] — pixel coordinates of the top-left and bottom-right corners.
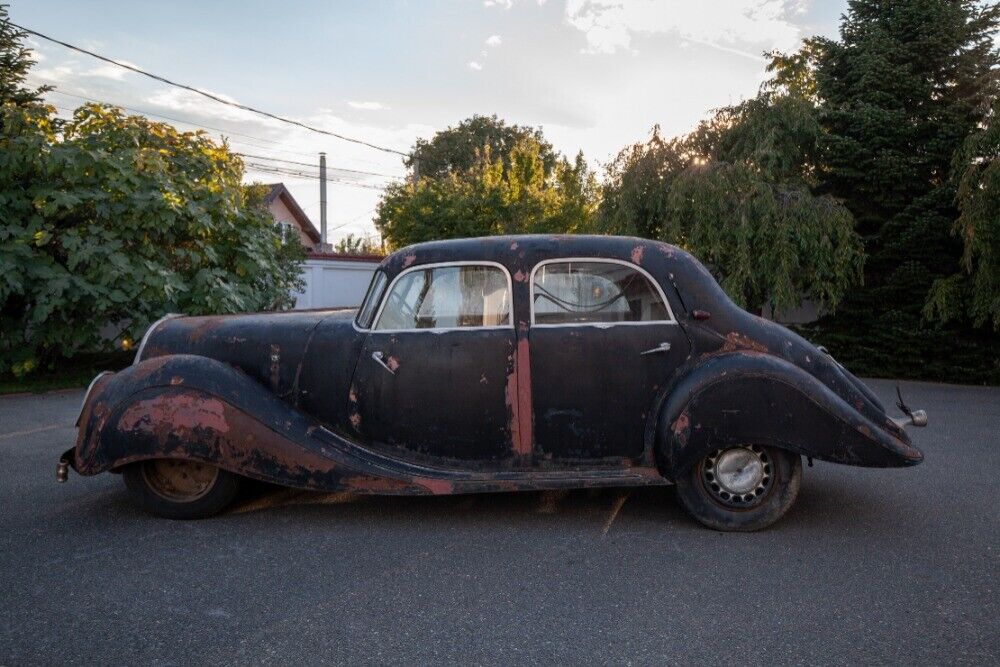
[0, 4, 48, 107]
[808, 0, 999, 381]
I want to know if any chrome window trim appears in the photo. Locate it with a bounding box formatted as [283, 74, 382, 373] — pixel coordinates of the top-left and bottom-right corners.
[353, 269, 388, 331]
[133, 313, 183, 364]
[528, 257, 677, 328]
[369, 261, 515, 334]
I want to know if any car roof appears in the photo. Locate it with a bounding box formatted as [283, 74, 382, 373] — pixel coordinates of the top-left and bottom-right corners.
[378, 234, 691, 276]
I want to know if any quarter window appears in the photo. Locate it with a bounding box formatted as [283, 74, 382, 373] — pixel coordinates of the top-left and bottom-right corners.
[532, 261, 671, 325]
[374, 264, 511, 331]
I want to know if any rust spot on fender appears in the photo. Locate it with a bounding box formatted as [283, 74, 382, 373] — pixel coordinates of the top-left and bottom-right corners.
[119, 393, 231, 435]
[402, 254, 417, 267]
[672, 411, 690, 435]
[631, 245, 644, 264]
[719, 332, 769, 354]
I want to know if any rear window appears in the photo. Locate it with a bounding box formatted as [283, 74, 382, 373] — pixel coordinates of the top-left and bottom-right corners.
[532, 260, 671, 325]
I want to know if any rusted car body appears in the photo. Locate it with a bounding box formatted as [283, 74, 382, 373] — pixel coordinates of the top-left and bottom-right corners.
[61, 235, 926, 529]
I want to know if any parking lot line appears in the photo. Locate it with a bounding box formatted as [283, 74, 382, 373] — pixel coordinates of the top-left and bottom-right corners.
[0, 423, 69, 441]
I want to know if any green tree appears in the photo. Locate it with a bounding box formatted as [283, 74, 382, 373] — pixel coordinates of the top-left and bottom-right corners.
[664, 162, 861, 315]
[1, 103, 304, 377]
[377, 137, 598, 249]
[334, 233, 381, 255]
[597, 126, 690, 240]
[925, 97, 1000, 330]
[405, 114, 559, 179]
[0, 4, 47, 108]
[805, 0, 999, 381]
[599, 79, 862, 315]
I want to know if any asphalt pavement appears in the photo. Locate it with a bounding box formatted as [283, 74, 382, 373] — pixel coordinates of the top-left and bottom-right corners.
[0, 379, 997, 665]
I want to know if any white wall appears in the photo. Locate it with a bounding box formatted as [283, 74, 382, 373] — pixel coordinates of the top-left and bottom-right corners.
[293, 258, 380, 310]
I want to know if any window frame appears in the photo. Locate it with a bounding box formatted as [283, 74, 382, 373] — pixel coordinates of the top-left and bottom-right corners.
[369, 261, 516, 334]
[354, 269, 389, 330]
[529, 257, 677, 328]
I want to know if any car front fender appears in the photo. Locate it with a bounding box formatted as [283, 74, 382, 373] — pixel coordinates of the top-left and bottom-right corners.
[71, 354, 427, 494]
[655, 352, 923, 479]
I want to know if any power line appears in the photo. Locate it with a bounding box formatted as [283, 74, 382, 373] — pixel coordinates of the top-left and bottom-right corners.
[234, 153, 401, 179]
[49, 89, 288, 148]
[47, 101, 404, 181]
[46, 88, 400, 167]
[243, 162, 390, 190]
[10, 20, 410, 156]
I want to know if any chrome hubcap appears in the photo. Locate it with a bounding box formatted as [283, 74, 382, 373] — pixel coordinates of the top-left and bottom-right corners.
[701, 445, 773, 507]
[141, 460, 218, 503]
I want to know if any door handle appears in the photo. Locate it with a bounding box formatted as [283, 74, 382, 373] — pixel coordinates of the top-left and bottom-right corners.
[640, 342, 672, 356]
[371, 351, 396, 375]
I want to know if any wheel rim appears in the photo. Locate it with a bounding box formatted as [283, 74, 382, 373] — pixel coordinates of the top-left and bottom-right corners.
[700, 445, 773, 508]
[141, 460, 219, 503]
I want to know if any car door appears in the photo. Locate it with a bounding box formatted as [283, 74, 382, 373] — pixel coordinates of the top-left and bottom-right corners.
[528, 258, 689, 463]
[350, 261, 518, 465]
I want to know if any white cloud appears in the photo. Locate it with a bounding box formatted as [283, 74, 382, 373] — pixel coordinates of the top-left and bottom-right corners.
[485, 35, 503, 47]
[348, 101, 389, 111]
[144, 87, 266, 123]
[564, 0, 805, 59]
[32, 63, 75, 84]
[483, 0, 514, 8]
[468, 61, 483, 70]
[84, 61, 139, 80]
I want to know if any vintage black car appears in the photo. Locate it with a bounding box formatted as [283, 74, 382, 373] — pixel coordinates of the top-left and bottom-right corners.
[60, 235, 927, 531]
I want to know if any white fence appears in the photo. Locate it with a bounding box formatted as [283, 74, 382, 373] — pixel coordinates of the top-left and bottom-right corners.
[292, 256, 381, 310]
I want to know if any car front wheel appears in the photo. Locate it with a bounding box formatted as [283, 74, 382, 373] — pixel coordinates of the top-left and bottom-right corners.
[122, 459, 241, 519]
[674, 445, 801, 532]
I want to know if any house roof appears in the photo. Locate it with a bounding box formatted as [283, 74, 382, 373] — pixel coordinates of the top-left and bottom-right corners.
[263, 183, 322, 244]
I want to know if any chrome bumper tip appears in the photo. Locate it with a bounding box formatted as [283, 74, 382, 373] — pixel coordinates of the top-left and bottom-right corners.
[891, 409, 928, 429]
[56, 458, 69, 483]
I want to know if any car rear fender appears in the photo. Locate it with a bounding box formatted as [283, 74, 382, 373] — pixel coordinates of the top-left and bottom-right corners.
[654, 352, 923, 479]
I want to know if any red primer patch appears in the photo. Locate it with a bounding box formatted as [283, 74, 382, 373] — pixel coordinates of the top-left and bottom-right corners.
[118, 393, 230, 435]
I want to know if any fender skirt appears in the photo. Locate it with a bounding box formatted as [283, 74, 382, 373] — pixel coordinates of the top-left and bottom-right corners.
[656, 353, 923, 478]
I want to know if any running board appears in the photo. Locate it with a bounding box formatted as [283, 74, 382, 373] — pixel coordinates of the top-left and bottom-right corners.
[314, 426, 669, 493]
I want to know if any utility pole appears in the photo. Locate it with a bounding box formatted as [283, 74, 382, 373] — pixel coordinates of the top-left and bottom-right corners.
[319, 152, 328, 250]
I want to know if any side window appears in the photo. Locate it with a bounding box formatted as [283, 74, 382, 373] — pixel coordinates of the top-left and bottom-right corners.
[532, 261, 671, 325]
[374, 265, 511, 331]
[356, 270, 388, 328]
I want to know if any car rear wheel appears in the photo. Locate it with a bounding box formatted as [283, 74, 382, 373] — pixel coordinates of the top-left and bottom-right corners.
[122, 459, 241, 519]
[674, 445, 801, 532]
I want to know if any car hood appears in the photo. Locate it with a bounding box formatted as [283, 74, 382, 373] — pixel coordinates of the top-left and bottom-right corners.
[134, 309, 357, 398]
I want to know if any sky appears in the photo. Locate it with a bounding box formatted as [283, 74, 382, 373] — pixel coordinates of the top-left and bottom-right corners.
[13, 0, 848, 245]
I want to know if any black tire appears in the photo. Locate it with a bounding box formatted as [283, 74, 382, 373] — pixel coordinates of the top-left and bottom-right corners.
[674, 445, 801, 532]
[122, 459, 241, 520]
